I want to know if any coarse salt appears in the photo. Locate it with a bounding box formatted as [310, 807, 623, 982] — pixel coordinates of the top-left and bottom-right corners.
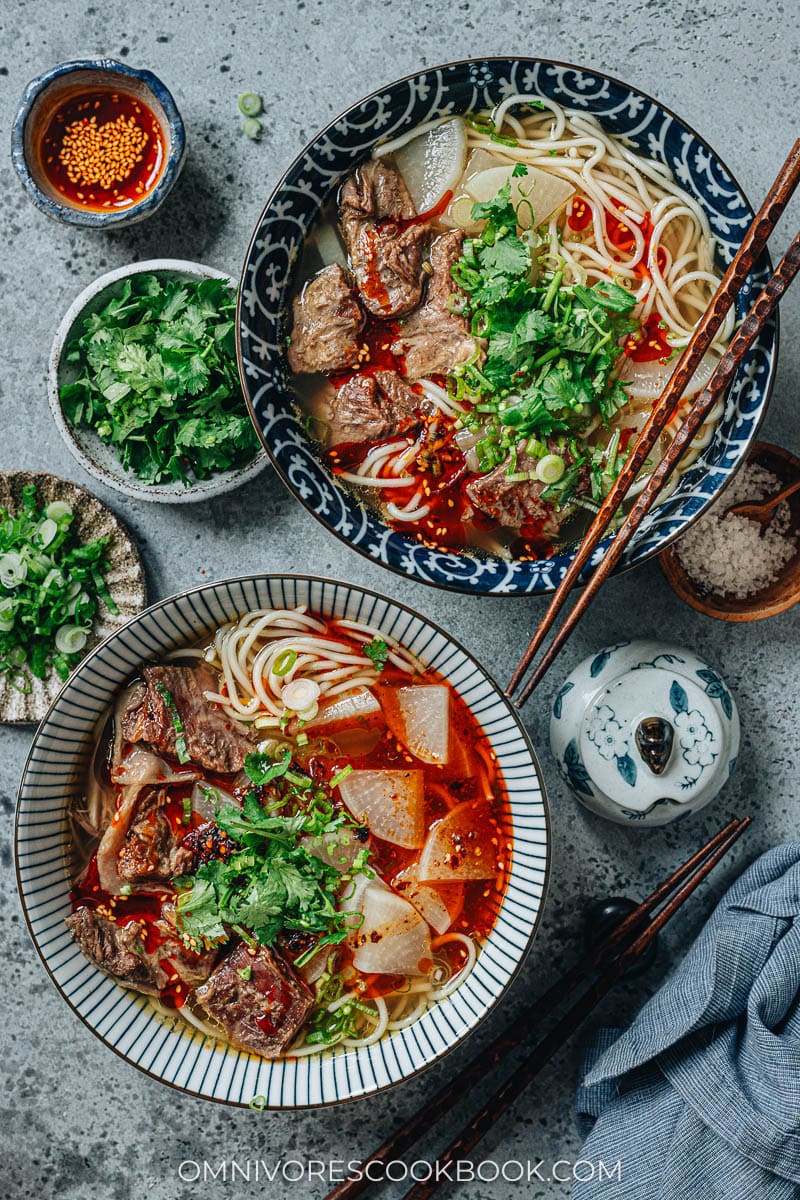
[675, 463, 798, 599]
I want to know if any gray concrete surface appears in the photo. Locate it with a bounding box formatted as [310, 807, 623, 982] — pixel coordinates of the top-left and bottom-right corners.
[1, 2, 799, 1197]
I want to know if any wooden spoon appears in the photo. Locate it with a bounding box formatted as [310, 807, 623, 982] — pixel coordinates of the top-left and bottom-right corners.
[725, 476, 800, 531]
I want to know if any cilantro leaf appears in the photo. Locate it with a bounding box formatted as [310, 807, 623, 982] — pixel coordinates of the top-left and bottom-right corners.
[363, 637, 389, 671]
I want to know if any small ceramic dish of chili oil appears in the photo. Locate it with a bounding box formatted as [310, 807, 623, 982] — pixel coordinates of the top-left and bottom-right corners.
[12, 59, 186, 228]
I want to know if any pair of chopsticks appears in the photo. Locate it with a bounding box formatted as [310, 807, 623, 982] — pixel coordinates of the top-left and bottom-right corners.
[325, 816, 749, 1200]
[507, 141, 800, 706]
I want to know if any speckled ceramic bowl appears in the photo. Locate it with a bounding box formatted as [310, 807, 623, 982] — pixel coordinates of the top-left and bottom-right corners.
[11, 58, 186, 228]
[49, 260, 269, 503]
[0, 471, 147, 723]
[238, 57, 777, 596]
[16, 575, 549, 1107]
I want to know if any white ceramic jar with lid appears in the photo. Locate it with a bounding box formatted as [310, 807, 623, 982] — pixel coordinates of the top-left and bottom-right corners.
[549, 640, 739, 825]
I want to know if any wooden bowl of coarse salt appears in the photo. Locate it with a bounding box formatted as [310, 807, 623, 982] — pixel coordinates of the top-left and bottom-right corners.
[660, 441, 800, 622]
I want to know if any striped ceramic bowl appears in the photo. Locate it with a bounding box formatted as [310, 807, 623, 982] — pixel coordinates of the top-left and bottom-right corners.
[16, 575, 549, 1107]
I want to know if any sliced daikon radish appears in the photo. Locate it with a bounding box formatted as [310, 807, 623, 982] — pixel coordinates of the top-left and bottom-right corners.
[352, 877, 432, 976]
[392, 117, 468, 213]
[300, 827, 369, 873]
[338, 769, 425, 848]
[382, 685, 450, 764]
[616, 351, 719, 402]
[465, 163, 574, 229]
[304, 688, 382, 730]
[191, 782, 238, 821]
[393, 865, 464, 935]
[309, 221, 347, 268]
[417, 800, 501, 881]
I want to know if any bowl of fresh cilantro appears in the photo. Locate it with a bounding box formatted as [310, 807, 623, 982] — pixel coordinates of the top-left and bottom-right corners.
[49, 260, 267, 502]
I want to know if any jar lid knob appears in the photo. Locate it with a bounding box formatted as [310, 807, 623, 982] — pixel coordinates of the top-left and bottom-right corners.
[635, 716, 674, 775]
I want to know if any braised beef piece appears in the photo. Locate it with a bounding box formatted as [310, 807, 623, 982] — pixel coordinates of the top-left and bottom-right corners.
[288, 263, 365, 375]
[392, 231, 478, 378]
[121, 665, 253, 774]
[113, 786, 193, 886]
[466, 447, 585, 530]
[339, 160, 429, 318]
[192, 942, 313, 1057]
[329, 369, 421, 447]
[66, 906, 218, 996]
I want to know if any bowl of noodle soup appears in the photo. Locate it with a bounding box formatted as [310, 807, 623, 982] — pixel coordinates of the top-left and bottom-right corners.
[16, 575, 549, 1106]
[238, 58, 776, 595]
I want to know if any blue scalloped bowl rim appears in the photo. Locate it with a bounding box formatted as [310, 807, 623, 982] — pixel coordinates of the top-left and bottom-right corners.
[11, 58, 186, 228]
[237, 57, 777, 596]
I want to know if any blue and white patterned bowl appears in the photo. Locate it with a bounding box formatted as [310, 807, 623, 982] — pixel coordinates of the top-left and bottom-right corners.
[238, 58, 777, 596]
[16, 575, 549, 1107]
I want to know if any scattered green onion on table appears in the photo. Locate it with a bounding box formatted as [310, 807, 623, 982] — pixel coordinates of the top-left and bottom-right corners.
[59, 274, 261, 486]
[0, 483, 117, 690]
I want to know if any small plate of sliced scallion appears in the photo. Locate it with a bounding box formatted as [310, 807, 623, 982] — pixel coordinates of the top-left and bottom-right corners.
[0, 471, 146, 722]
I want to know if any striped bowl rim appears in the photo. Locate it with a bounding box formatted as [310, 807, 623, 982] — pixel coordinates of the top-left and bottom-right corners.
[16, 574, 550, 1107]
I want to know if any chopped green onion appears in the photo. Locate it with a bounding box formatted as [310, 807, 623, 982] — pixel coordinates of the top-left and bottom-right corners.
[118, 884, 132, 896]
[44, 501, 72, 523]
[54, 624, 88, 654]
[183, 796, 193, 824]
[273, 648, 297, 677]
[154, 682, 191, 764]
[237, 964, 253, 981]
[296, 731, 309, 747]
[330, 764, 354, 788]
[242, 117, 263, 141]
[0, 552, 27, 589]
[535, 454, 566, 485]
[37, 519, 59, 548]
[238, 91, 263, 117]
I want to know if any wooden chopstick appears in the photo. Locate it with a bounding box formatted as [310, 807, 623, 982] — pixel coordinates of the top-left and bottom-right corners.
[514, 230, 800, 705]
[324, 817, 746, 1200]
[506, 139, 800, 703]
[396, 816, 750, 1200]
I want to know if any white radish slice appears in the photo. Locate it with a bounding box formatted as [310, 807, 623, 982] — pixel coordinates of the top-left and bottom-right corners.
[338, 769, 425, 848]
[616, 351, 719, 402]
[393, 865, 464, 935]
[465, 163, 574, 229]
[352, 877, 432, 976]
[392, 117, 468, 214]
[417, 800, 501, 882]
[304, 689, 382, 730]
[310, 221, 347, 268]
[300, 828, 369, 874]
[190, 782, 237, 821]
[382, 685, 450, 765]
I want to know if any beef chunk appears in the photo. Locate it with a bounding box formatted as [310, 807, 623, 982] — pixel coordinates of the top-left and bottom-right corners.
[115, 786, 193, 885]
[328, 369, 421, 446]
[66, 906, 218, 996]
[339, 160, 429, 318]
[193, 942, 313, 1057]
[392, 231, 478, 378]
[121, 665, 253, 774]
[288, 264, 365, 375]
[466, 450, 567, 530]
